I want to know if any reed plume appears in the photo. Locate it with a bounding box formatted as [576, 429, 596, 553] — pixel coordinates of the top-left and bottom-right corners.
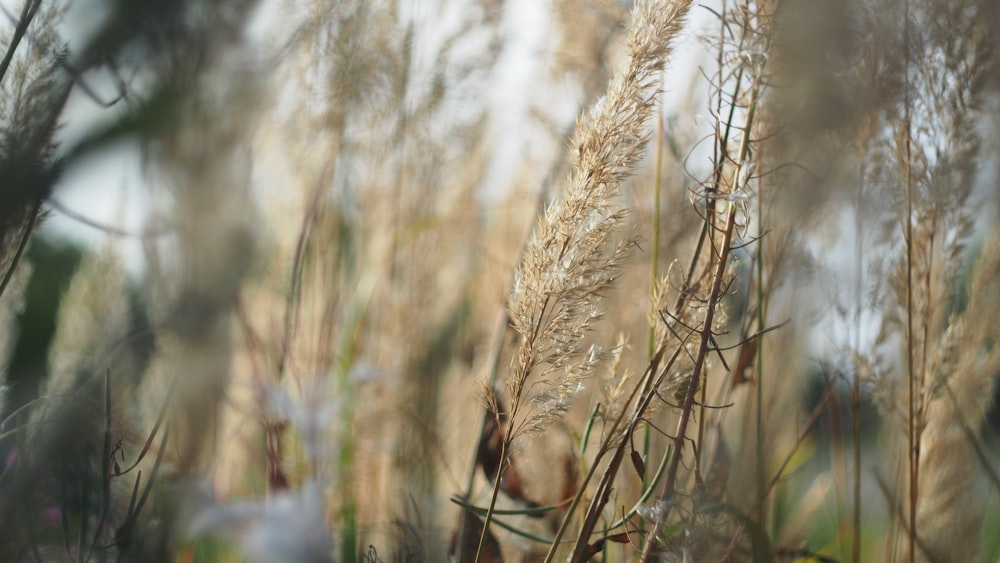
[503, 0, 693, 444]
[911, 230, 1000, 562]
[480, 0, 694, 559]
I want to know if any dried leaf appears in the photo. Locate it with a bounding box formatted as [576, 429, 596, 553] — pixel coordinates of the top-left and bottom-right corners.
[733, 336, 758, 386]
[477, 413, 503, 480]
[583, 532, 632, 560]
[630, 448, 646, 481]
[605, 532, 631, 543]
[476, 399, 542, 509]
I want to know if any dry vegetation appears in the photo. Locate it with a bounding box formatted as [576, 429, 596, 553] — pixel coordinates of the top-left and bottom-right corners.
[1, 0, 1000, 561]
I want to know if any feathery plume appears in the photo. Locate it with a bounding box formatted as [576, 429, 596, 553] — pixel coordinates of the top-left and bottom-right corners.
[503, 0, 694, 438]
[913, 230, 1000, 562]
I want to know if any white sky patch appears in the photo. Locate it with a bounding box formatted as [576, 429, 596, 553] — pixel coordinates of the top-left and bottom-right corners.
[45, 141, 152, 274]
[801, 204, 886, 358]
[60, 0, 111, 51]
[477, 0, 560, 202]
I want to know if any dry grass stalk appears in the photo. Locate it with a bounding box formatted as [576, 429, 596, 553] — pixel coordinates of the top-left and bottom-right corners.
[865, 1, 996, 559]
[482, 0, 698, 560]
[503, 0, 693, 460]
[7, 0, 1000, 561]
[909, 230, 1000, 562]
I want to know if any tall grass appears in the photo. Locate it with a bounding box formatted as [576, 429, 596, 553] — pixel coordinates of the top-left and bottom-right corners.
[1, 0, 999, 561]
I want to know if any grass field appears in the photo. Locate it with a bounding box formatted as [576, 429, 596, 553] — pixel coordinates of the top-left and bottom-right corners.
[2, 0, 1000, 561]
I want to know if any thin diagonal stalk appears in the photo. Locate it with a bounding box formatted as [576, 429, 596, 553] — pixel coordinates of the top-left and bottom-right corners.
[638, 201, 739, 563]
[542, 341, 674, 563]
[487, 2, 695, 560]
[639, 69, 762, 561]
